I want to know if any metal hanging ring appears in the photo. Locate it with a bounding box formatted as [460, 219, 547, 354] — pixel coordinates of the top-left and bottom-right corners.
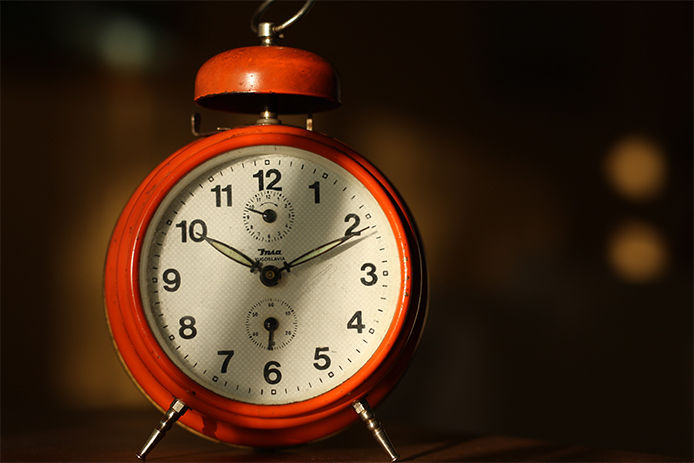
[250, 0, 315, 35]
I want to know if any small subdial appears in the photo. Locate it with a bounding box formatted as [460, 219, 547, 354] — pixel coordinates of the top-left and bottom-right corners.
[245, 298, 298, 351]
[243, 191, 295, 242]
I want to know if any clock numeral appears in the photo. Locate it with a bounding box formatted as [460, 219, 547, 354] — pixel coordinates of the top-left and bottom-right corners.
[360, 263, 378, 286]
[347, 311, 366, 334]
[211, 184, 232, 207]
[344, 213, 360, 235]
[308, 181, 320, 203]
[162, 269, 180, 292]
[217, 350, 235, 373]
[263, 361, 282, 385]
[265, 169, 282, 190]
[253, 169, 282, 191]
[178, 316, 197, 339]
[175, 219, 207, 243]
[313, 347, 331, 370]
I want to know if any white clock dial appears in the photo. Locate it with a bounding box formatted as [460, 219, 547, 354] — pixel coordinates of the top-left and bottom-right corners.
[140, 145, 403, 405]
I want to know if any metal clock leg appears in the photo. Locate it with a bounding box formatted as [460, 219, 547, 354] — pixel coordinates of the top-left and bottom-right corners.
[136, 398, 189, 461]
[353, 398, 400, 462]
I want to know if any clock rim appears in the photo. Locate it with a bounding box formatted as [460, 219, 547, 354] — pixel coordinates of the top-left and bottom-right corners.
[104, 124, 425, 445]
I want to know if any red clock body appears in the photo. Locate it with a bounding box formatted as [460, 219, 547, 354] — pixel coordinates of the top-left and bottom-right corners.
[105, 124, 427, 447]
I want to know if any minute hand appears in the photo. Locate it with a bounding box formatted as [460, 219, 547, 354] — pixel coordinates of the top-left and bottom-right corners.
[283, 227, 369, 271]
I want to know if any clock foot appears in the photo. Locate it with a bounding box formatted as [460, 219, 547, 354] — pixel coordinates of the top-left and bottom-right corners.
[136, 398, 189, 461]
[352, 398, 399, 462]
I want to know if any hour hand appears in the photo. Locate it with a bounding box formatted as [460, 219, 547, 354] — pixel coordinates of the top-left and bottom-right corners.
[245, 206, 277, 224]
[205, 237, 261, 272]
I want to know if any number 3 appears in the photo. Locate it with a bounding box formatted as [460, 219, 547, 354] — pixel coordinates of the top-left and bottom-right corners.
[360, 263, 378, 286]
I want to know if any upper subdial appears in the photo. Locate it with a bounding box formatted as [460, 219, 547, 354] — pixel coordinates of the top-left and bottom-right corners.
[242, 191, 295, 242]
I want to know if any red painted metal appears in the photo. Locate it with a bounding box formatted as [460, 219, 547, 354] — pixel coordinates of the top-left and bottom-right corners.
[194, 46, 341, 114]
[104, 125, 427, 447]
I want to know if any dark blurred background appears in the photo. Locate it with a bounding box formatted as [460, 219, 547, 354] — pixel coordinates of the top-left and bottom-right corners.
[2, 1, 692, 459]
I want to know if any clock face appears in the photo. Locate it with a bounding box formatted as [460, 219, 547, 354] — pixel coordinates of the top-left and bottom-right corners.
[139, 145, 404, 405]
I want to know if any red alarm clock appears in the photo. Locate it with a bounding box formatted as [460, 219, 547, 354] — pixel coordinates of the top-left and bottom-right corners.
[104, 2, 426, 460]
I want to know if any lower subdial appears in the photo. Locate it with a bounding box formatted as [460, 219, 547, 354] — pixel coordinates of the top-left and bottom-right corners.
[243, 190, 295, 242]
[245, 298, 298, 351]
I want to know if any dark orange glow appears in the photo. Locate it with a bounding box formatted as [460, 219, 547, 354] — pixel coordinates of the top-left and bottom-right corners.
[604, 136, 667, 201]
[607, 220, 669, 283]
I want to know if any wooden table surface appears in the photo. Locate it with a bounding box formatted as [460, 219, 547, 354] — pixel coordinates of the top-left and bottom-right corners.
[1, 409, 678, 462]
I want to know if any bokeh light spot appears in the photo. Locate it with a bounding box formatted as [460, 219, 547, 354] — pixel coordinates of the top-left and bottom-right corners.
[97, 16, 155, 72]
[604, 136, 666, 201]
[607, 220, 668, 283]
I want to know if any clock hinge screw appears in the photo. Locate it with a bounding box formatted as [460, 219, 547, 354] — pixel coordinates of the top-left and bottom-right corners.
[353, 398, 400, 462]
[257, 21, 276, 46]
[136, 398, 189, 461]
